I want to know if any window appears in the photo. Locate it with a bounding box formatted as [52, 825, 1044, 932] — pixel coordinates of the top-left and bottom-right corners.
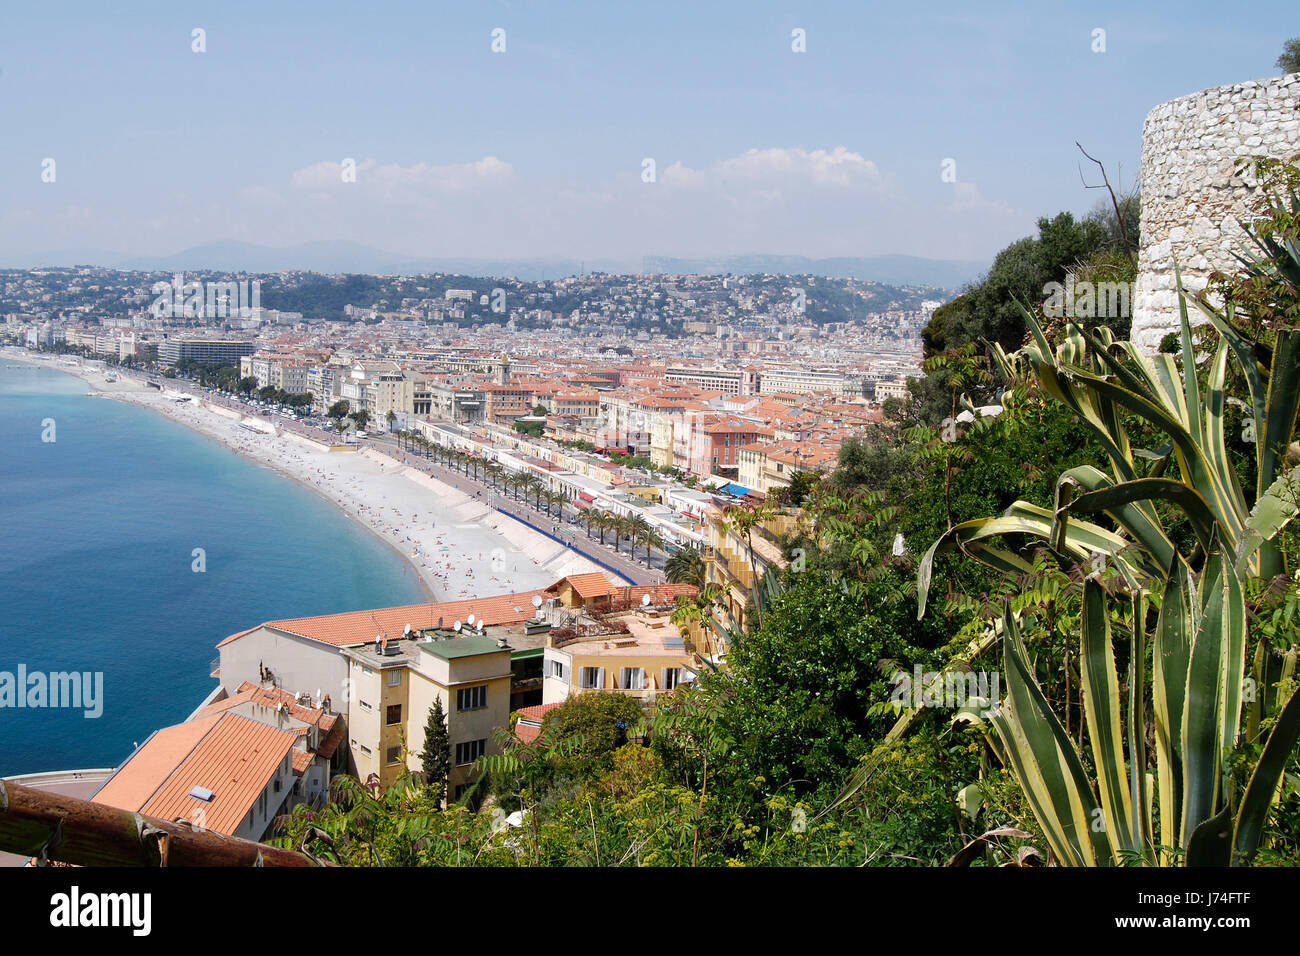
[580, 667, 602, 689]
[386, 704, 402, 725]
[455, 739, 486, 766]
[663, 668, 684, 690]
[457, 685, 487, 711]
[620, 667, 644, 690]
[359, 699, 372, 712]
[386, 746, 402, 766]
[550, 660, 564, 679]
[386, 670, 402, 687]
[360, 744, 372, 756]
[454, 784, 468, 800]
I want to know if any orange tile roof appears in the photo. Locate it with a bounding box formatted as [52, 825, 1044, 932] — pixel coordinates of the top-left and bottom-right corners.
[291, 750, 315, 776]
[92, 717, 220, 815]
[93, 713, 297, 836]
[513, 703, 562, 744]
[546, 572, 619, 599]
[218, 589, 550, 649]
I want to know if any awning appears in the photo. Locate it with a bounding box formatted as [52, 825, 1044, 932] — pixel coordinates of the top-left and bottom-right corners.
[578, 492, 596, 502]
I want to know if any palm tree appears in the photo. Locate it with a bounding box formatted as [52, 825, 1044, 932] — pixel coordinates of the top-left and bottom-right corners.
[517, 475, 540, 507]
[642, 528, 665, 568]
[625, 514, 652, 560]
[665, 547, 706, 587]
[485, 462, 503, 491]
[592, 511, 612, 546]
[350, 409, 371, 432]
[609, 515, 631, 553]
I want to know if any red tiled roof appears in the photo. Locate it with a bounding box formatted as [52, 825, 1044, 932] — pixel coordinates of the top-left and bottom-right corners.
[291, 750, 314, 776]
[545, 572, 620, 599]
[513, 703, 562, 745]
[218, 589, 549, 649]
[93, 713, 297, 836]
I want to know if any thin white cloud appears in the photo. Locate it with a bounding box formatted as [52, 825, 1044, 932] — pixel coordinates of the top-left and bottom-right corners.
[288, 157, 514, 193]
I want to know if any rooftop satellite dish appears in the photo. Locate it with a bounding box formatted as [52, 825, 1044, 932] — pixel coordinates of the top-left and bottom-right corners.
[532, 594, 543, 609]
[467, 614, 476, 626]
[454, 621, 462, 632]
[403, 623, 411, 637]
[642, 593, 652, 606]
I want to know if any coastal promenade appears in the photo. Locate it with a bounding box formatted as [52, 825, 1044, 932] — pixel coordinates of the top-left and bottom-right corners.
[373, 436, 662, 586]
[2, 350, 605, 600]
[168, 378, 665, 587]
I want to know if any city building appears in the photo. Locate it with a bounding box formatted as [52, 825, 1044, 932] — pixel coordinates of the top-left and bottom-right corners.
[157, 337, 256, 368]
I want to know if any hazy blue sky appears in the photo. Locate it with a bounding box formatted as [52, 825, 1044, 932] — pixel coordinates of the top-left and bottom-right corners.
[1, 1, 1294, 266]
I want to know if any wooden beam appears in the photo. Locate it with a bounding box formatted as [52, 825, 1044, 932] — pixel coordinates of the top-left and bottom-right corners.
[0, 779, 320, 867]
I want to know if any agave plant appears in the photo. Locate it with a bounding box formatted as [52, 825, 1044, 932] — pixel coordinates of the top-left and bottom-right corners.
[912, 199, 1300, 863]
[919, 290, 1299, 618]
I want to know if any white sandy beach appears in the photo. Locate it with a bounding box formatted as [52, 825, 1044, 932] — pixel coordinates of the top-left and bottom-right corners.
[2, 349, 605, 602]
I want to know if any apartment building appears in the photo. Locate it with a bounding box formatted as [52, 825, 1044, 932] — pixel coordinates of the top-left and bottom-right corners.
[481, 383, 534, 423]
[552, 391, 601, 418]
[873, 378, 910, 402]
[157, 337, 255, 368]
[702, 504, 793, 638]
[343, 631, 513, 798]
[689, 417, 768, 478]
[758, 368, 856, 397]
[541, 603, 698, 704]
[665, 365, 757, 396]
[736, 440, 840, 495]
[213, 588, 550, 781]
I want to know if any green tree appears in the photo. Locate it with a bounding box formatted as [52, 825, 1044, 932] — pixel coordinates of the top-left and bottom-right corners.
[665, 547, 706, 587]
[1278, 37, 1300, 74]
[540, 693, 645, 774]
[327, 399, 350, 420]
[421, 697, 451, 800]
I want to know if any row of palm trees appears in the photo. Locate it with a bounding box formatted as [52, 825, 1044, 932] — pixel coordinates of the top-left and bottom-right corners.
[393, 430, 667, 564]
[579, 509, 664, 563]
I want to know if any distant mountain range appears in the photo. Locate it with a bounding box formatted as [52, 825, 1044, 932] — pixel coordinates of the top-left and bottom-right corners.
[8, 241, 986, 290]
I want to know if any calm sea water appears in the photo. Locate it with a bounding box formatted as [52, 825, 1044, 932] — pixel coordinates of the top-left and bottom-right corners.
[0, 360, 426, 776]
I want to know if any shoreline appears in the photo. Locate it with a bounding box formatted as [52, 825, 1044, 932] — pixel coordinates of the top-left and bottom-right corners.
[1, 348, 603, 605]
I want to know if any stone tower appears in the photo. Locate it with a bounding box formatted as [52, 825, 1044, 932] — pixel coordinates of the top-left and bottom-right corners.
[1131, 73, 1300, 351]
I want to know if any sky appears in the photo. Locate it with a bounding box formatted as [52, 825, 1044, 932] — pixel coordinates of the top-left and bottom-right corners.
[0, 0, 1294, 268]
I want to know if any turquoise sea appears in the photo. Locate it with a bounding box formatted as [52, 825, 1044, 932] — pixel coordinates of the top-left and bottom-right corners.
[0, 360, 426, 776]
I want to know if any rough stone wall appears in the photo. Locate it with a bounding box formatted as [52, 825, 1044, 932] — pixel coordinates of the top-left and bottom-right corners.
[1132, 73, 1300, 351]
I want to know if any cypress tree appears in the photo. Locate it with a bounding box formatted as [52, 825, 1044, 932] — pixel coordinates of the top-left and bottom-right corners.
[421, 697, 451, 802]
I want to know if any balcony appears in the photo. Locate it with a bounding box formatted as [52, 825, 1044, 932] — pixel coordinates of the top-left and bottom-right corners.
[209, 656, 221, 679]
